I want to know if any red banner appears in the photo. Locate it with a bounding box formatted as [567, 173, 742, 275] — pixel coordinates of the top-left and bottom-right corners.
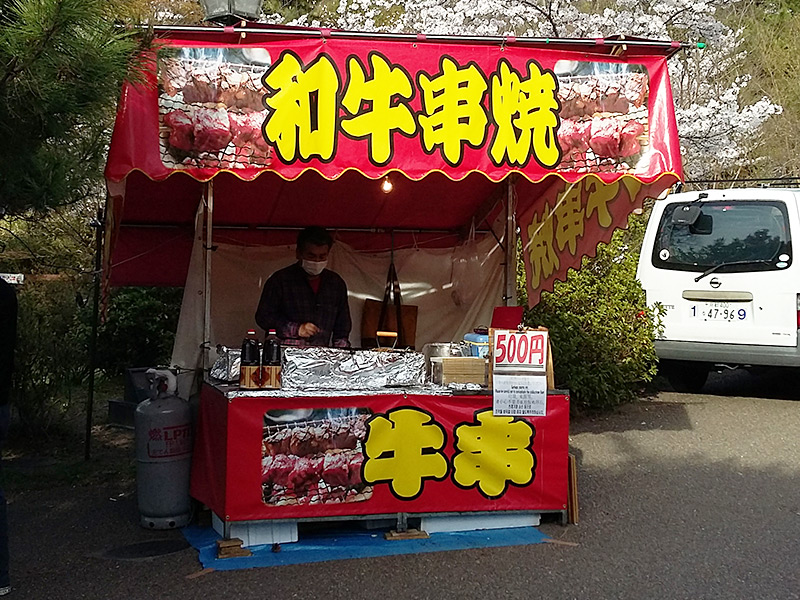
[106, 32, 681, 185]
[191, 384, 569, 521]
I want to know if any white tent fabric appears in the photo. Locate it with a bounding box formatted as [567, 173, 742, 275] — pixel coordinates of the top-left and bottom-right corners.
[171, 225, 507, 398]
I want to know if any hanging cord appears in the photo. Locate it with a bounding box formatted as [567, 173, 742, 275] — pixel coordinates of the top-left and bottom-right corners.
[376, 229, 407, 348]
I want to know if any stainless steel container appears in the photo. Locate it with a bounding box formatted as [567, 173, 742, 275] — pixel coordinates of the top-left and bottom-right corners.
[421, 343, 465, 379]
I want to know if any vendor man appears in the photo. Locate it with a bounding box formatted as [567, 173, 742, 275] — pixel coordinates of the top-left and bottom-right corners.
[256, 226, 352, 347]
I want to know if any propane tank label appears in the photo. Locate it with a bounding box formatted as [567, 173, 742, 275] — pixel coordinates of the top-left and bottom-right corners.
[147, 424, 192, 458]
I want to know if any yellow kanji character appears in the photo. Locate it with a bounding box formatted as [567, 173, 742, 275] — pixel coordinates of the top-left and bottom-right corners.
[525, 202, 560, 289]
[341, 52, 416, 166]
[621, 175, 642, 203]
[553, 183, 584, 255]
[452, 409, 535, 498]
[363, 408, 448, 500]
[262, 51, 341, 162]
[585, 177, 618, 228]
[418, 57, 488, 166]
[490, 59, 560, 168]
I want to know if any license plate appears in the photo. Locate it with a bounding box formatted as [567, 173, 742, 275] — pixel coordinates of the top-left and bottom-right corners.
[689, 302, 750, 322]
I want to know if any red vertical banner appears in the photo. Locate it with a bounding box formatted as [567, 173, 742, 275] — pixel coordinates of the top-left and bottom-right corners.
[518, 173, 678, 306]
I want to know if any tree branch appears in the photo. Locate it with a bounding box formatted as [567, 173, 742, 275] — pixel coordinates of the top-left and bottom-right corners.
[516, 0, 561, 37]
[0, 0, 65, 91]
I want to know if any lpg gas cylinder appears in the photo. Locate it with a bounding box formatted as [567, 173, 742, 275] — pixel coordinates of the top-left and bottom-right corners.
[134, 368, 192, 529]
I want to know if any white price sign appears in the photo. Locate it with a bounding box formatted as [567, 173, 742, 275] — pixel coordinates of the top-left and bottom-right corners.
[0, 273, 23, 285]
[492, 329, 548, 372]
[493, 374, 547, 416]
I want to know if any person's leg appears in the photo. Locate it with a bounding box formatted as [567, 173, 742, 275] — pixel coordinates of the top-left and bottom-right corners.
[0, 403, 10, 592]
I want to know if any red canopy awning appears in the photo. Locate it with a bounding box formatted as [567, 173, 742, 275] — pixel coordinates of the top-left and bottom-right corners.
[104, 26, 682, 304]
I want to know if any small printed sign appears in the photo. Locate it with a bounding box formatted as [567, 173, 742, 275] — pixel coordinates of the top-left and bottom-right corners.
[0, 273, 23, 285]
[147, 424, 192, 458]
[492, 329, 548, 372]
[492, 374, 547, 417]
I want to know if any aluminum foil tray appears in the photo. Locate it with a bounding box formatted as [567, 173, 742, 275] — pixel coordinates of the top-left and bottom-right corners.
[210, 346, 240, 383]
[282, 347, 425, 390]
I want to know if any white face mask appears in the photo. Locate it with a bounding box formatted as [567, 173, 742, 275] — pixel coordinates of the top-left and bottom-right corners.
[301, 259, 327, 277]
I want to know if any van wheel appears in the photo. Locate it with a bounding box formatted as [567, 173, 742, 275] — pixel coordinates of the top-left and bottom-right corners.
[661, 361, 709, 393]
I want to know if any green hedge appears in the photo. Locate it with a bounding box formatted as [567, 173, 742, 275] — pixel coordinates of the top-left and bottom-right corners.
[95, 287, 183, 374]
[11, 280, 182, 437]
[13, 277, 89, 437]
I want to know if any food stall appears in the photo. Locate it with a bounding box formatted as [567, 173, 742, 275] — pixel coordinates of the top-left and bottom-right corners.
[103, 25, 682, 542]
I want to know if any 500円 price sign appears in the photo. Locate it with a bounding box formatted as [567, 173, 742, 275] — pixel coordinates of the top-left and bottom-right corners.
[492, 329, 548, 373]
[492, 329, 549, 416]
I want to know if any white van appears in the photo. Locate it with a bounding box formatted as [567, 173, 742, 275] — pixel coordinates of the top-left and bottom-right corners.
[637, 187, 799, 391]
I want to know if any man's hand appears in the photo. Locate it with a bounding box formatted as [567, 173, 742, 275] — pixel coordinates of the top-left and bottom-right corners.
[298, 322, 319, 338]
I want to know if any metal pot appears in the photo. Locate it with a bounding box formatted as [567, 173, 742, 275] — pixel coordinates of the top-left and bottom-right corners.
[421, 343, 465, 378]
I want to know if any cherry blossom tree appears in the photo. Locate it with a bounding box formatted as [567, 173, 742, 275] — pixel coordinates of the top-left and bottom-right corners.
[116, 0, 205, 24]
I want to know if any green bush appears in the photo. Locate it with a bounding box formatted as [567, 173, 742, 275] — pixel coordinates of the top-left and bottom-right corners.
[9, 280, 182, 438]
[13, 277, 90, 438]
[1, 206, 182, 438]
[95, 287, 183, 374]
[520, 214, 663, 412]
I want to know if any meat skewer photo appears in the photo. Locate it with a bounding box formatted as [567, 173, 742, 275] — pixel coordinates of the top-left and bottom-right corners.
[261, 413, 372, 506]
[160, 57, 268, 112]
[157, 53, 273, 169]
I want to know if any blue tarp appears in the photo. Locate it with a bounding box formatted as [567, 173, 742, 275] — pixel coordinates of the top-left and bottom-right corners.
[182, 524, 549, 571]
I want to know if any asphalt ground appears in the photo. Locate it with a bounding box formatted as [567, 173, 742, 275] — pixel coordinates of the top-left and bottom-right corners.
[7, 371, 800, 600]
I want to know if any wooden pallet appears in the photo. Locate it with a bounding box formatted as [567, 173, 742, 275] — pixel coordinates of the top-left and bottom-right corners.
[384, 528, 430, 541]
[216, 537, 252, 559]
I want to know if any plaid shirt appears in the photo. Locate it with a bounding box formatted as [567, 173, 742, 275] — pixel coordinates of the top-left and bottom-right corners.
[255, 262, 352, 347]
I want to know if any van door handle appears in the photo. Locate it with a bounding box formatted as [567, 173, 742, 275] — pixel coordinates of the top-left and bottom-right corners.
[682, 291, 753, 302]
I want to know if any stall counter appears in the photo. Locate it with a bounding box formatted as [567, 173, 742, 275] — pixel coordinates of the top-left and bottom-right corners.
[190, 381, 569, 524]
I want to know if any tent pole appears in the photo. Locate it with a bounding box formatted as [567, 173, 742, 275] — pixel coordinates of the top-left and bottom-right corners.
[203, 181, 214, 374]
[84, 207, 103, 461]
[504, 178, 516, 307]
[144, 25, 693, 55]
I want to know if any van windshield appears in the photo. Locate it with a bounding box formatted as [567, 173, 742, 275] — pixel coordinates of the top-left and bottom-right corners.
[652, 200, 792, 273]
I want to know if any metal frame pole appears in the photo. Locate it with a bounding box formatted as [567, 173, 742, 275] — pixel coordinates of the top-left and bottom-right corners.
[504, 178, 516, 306]
[84, 207, 104, 461]
[144, 24, 693, 54]
[203, 181, 214, 374]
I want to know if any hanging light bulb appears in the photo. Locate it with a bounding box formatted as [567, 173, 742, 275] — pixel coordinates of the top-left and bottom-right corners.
[380, 176, 393, 194]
